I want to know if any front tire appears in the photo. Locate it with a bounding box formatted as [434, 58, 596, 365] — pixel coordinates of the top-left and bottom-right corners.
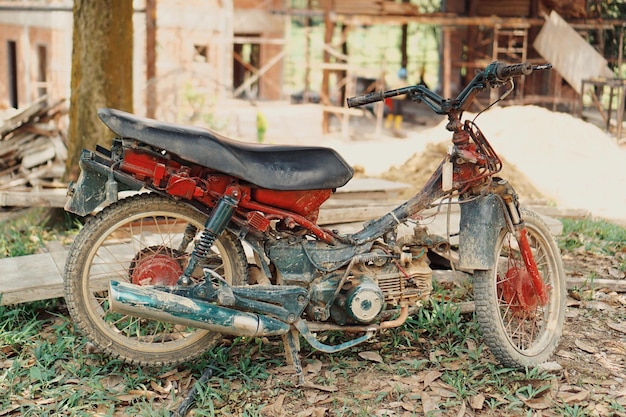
[64, 194, 248, 366]
[474, 209, 566, 368]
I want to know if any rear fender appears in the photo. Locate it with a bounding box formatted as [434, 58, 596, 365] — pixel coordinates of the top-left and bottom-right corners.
[458, 193, 506, 270]
[65, 149, 143, 216]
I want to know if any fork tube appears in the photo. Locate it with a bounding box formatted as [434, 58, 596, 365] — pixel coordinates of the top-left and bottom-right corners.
[517, 228, 549, 305]
[352, 160, 447, 245]
[497, 179, 549, 306]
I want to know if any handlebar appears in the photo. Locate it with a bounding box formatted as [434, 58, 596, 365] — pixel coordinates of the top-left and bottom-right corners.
[346, 61, 552, 115]
[495, 62, 533, 80]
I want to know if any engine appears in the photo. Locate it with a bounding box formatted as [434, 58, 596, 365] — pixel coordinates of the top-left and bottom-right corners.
[266, 225, 440, 325]
[306, 244, 433, 325]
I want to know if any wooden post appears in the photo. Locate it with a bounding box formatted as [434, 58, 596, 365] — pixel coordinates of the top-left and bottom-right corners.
[304, 0, 312, 102]
[400, 0, 410, 69]
[146, 0, 157, 118]
[442, 27, 451, 99]
[321, 4, 334, 134]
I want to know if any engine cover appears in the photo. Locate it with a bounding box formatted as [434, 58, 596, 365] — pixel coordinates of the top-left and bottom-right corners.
[340, 275, 385, 323]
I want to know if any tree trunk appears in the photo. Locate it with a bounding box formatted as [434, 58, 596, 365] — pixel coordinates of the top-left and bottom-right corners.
[65, 0, 133, 182]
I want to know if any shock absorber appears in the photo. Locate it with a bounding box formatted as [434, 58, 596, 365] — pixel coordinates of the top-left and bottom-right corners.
[178, 191, 239, 286]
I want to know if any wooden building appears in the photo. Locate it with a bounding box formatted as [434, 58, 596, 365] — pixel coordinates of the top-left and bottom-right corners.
[303, 0, 625, 132]
[0, 0, 623, 133]
[0, 0, 287, 120]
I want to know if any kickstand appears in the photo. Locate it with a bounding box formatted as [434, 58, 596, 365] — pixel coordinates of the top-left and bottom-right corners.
[170, 361, 214, 417]
[282, 328, 305, 386]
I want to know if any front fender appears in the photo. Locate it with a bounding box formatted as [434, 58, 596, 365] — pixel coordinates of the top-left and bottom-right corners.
[458, 193, 506, 270]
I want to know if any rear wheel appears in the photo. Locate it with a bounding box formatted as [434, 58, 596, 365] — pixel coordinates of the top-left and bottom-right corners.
[64, 194, 248, 366]
[474, 209, 565, 367]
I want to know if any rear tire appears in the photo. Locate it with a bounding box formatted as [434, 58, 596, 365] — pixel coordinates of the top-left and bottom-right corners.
[64, 194, 248, 366]
[474, 209, 565, 368]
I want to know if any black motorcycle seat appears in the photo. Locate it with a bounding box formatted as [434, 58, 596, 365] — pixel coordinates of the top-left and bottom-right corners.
[97, 108, 354, 191]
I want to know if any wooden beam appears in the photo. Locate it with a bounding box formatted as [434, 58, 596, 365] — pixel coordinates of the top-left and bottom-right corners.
[232, 36, 286, 45]
[333, 14, 543, 27]
[321, 7, 335, 134]
[232, 49, 286, 98]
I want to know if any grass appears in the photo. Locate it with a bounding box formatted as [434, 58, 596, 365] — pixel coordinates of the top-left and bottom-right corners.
[1, 215, 625, 415]
[560, 217, 626, 252]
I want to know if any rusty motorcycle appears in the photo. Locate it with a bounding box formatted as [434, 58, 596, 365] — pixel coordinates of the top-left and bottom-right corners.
[63, 61, 565, 383]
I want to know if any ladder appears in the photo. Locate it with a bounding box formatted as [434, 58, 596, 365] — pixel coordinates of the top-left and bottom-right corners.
[491, 26, 529, 103]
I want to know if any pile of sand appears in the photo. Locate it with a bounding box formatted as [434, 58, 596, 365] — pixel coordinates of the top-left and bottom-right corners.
[380, 141, 546, 202]
[325, 105, 626, 224]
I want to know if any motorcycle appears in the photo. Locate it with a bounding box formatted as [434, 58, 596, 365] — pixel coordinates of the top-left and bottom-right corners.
[63, 61, 565, 384]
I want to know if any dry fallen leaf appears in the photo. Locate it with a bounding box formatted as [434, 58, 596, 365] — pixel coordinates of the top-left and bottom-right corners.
[422, 370, 442, 388]
[261, 393, 286, 417]
[296, 407, 327, 417]
[358, 351, 384, 363]
[470, 393, 485, 410]
[574, 339, 597, 354]
[608, 321, 626, 334]
[560, 389, 590, 403]
[420, 391, 439, 414]
[608, 267, 625, 279]
[304, 359, 323, 374]
[522, 397, 552, 410]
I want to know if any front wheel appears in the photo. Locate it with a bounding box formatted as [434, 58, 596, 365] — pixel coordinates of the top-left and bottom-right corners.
[64, 194, 248, 367]
[474, 209, 566, 368]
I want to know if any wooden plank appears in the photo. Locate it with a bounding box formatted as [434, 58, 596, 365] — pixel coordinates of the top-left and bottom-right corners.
[0, 96, 48, 138]
[0, 189, 68, 207]
[333, 177, 410, 200]
[533, 11, 614, 94]
[318, 201, 398, 225]
[0, 252, 65, 305]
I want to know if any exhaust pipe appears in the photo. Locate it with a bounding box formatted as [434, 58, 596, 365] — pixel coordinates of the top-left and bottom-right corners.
[109, 281, 290, 337]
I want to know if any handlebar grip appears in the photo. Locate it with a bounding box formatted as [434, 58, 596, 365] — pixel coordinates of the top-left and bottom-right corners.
[496, 62, 533, 80]
[346, 91, 384, 108]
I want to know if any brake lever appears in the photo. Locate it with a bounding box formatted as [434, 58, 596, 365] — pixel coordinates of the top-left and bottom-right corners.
[533, 64, 553, 71]
[500, 79, 515, 100]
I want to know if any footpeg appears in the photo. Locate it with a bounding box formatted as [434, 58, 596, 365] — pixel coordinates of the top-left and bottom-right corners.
[217, 285, 235, 306]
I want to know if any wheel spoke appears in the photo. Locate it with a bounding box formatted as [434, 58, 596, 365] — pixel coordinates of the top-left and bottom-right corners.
[474, 209, 565, 367]
[65, 195, 247, 365]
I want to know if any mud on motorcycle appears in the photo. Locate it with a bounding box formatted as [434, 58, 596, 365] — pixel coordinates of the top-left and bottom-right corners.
[63, 61, 565, 386]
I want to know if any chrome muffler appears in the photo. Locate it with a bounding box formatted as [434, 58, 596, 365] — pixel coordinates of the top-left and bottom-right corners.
[108, 281, 290, 337]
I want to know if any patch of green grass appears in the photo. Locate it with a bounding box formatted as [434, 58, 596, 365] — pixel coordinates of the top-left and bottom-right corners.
[559, 218, 626, 254]
[0, 208, 81, 259]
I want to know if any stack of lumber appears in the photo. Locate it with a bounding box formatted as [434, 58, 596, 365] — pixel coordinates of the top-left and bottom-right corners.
[0, 97, 69, 207]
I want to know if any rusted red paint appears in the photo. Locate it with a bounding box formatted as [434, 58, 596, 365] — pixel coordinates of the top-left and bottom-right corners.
[118, 148, 335, 243]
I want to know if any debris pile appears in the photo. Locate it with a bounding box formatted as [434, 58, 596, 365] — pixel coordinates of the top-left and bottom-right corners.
[0, 98, 68, 207]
